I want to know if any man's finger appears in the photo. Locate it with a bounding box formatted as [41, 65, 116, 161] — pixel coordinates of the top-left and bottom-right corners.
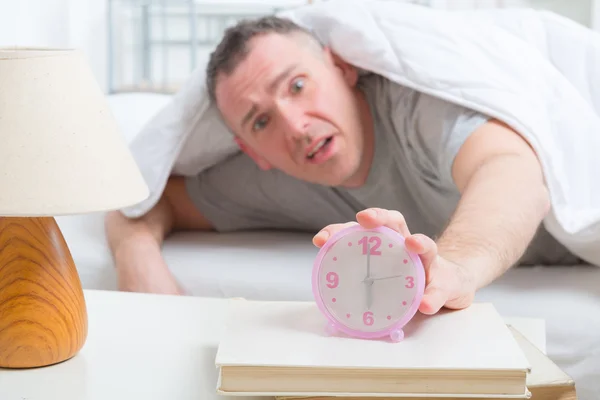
[419, 284, 447, 315]
[313, 221, 359, 247]
[406, 233, 438, 271]
[356, 208, 411, 237]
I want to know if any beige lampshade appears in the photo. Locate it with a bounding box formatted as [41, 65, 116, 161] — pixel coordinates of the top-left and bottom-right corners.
[0, 47, 149, 216]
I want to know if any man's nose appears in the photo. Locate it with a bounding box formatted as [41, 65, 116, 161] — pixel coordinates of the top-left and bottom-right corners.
[277, 102, 308, 139]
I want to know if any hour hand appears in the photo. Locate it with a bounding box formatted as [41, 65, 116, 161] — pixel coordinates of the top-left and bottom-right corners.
[366, 279, 373, 310]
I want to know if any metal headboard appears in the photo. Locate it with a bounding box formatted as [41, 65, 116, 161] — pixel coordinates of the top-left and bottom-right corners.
[106, 0, 313, 94]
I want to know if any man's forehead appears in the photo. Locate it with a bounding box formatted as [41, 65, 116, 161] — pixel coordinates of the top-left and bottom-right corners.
[226, 35, 311, 86]
[215, 33, 318, 115]
[245, 33, 309, 62]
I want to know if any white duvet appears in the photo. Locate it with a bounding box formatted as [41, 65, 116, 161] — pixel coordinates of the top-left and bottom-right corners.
[121, 0, 600, 266]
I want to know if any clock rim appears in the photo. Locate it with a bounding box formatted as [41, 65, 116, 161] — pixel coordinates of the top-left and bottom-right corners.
[311, 224, 425, 339]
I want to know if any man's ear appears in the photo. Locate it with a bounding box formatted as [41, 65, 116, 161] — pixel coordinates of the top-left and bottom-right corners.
[325, 47, 359, 87]
[234, 137, 272, 171]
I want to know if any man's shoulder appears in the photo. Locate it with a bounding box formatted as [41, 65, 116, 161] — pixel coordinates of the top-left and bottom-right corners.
[358, 72, 423, 111]
[359, 71, 486, 122]
[357, 72, 413, 95]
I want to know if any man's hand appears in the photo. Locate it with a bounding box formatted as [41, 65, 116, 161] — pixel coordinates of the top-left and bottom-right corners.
[312, 207, 476, 315]
[112, 231, 185, 295]
[104, 176, 214, 296]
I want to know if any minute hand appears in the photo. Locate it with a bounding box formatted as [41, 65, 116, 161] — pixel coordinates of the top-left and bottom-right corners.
[364, 274, 403, 282]
[366, 243, 373, 309]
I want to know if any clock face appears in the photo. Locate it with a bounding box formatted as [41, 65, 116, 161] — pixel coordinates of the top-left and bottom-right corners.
[315, 227, 423, 334]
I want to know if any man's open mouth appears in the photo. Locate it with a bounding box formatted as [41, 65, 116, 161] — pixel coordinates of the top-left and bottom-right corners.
[307, 136, 333, 160]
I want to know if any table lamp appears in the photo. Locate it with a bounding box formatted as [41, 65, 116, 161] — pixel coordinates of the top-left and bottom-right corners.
[0, 47, 149, 368]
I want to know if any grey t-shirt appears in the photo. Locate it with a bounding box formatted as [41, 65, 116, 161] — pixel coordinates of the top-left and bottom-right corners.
[185, 73, 580, 265]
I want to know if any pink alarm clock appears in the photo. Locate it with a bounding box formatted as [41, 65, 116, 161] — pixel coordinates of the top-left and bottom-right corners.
[312, 224, 425, 342]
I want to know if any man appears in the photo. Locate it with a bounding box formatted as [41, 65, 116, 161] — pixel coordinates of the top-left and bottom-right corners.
[105, 16, 579, 315]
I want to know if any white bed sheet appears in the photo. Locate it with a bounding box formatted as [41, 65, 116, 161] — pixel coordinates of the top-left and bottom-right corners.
[54, 92, 600, 398]
[57, 212, 600, 399]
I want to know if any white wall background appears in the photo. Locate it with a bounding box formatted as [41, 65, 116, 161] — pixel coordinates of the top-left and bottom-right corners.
[0, 0, 107, 89]
[0, 0, 70, 46]
[0, 0, 597, 94]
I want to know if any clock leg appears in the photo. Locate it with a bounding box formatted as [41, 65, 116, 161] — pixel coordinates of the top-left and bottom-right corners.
[390, 328, 404, 342]
[325, 322, 338, 336]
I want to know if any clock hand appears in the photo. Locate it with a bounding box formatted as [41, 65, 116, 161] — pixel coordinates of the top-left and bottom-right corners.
[366, 243, 371, 278]
[366, 243, 373, 310]
[364, 274, 404, 282]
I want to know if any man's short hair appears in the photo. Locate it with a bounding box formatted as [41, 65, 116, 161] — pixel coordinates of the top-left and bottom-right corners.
[205, 15, 322, 102]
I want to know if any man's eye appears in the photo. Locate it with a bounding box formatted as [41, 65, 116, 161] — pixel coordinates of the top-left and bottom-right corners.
[291, 78, 304, 93]
[253, 116, 268, 131]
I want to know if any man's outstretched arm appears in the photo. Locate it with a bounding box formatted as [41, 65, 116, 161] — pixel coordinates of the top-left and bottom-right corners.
[104, 176, 214, 295]
[314, 118, 550, 315]
[438, 118, 551, 290]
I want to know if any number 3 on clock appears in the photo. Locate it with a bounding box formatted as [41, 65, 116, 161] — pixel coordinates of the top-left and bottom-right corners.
[405, 276, 414, 288]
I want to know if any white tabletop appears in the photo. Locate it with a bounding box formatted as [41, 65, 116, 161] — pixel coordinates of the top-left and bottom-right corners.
[0, 289, 268, 400]
[0, 289, 545, 400]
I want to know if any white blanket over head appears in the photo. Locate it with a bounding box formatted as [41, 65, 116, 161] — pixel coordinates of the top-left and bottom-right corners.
[121, 0, 600, 266]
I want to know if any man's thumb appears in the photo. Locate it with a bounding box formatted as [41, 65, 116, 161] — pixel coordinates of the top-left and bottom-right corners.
[419, 285, 446, 315]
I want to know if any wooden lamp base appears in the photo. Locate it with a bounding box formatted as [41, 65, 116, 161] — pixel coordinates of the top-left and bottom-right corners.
[0, 217, 88, 368]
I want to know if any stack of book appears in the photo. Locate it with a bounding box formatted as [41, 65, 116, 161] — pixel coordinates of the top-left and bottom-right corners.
[215, 299, 576, 400]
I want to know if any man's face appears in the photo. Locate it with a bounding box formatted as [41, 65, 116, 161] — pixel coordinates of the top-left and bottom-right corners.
[214, 33, 372, 187]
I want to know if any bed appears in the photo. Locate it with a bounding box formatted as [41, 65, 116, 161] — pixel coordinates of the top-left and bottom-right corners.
[53, 91, 600, 399]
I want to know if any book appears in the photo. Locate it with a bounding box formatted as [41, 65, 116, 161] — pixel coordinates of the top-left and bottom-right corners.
[505, 326, 575, 400]
[215, 299, 531, 398]
[274, 326, 577, 400]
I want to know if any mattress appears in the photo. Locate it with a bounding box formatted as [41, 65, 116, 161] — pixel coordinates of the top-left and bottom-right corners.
[54, 92, 600, 398]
